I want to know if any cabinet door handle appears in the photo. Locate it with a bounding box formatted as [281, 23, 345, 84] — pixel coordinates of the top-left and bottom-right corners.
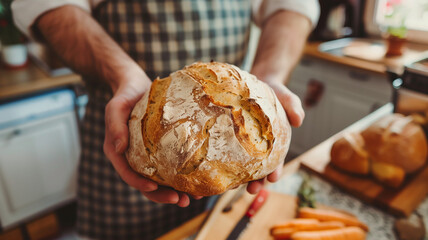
[348, 71, 370, 82]
[304, 79, 325, 108]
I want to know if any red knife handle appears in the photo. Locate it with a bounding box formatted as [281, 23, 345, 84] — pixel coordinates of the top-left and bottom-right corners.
[245, 188, 269, 218]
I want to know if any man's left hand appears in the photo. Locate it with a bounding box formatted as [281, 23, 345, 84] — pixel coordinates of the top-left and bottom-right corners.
[246, 80, 304, 194]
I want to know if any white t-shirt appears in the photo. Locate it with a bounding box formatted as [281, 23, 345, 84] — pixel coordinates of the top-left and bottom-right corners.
[11, 0, 320, 38]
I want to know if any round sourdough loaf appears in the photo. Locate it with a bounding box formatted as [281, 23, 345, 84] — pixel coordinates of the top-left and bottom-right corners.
[361, 113, 427, 174]
[330, 132, 370, 175]
[126, 62, 291, 196]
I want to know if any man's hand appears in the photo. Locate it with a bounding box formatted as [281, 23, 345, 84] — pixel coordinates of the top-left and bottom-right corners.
[247, 10, 312, 194]
[103, 75, 199, 207]
[35, 5, 198, 207]
[246, 80, 305, 194]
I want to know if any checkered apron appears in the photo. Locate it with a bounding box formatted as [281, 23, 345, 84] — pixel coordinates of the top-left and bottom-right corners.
[77, 0, 252, 239]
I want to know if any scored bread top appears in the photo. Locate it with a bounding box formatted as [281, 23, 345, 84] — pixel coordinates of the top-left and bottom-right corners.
[361, 113, 427, 173]
[126, 62, 291, 196]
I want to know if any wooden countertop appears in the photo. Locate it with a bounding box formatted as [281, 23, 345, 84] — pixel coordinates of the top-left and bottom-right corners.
[304, 41, 428, 75]
[1, 39, 427, 100]
[0, 61, 82, 100]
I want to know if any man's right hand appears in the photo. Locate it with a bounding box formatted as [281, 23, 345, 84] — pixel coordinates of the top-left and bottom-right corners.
[103, 73, 197, 207]
[34, 5, 200, 207]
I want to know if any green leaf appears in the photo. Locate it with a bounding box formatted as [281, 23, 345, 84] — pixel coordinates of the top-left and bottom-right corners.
[387, 25, 407, 38]
[297, 174, 316, 208]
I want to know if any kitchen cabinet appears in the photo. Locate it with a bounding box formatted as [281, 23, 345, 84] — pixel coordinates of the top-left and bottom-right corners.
[0, 89, 80, 229]
[287, 56, 392, 155]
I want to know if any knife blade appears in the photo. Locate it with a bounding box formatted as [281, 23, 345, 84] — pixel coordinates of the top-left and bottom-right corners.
[222, 186, 246, 212]
[194, 186, 247, 240]
[226, 188, 269, 240]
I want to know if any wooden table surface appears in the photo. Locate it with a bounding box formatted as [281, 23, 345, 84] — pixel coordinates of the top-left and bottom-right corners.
[304, 41, 428, 75]
[0, 60, 82, 100]
[2, 39, 427, 101]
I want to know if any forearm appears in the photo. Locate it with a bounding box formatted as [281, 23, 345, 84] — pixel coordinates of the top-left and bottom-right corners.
[251, 10, 311, 85]
[35, 5, 149, 93]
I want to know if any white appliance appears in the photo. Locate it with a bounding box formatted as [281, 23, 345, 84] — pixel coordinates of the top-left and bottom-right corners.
[0, 89, 80, 229]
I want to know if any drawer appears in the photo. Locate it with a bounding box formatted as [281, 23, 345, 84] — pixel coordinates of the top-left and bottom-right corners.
[291, 56, 391, 102]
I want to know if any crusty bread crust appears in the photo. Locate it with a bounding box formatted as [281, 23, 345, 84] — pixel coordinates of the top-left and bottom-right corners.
[330, 132, 370, 175]
[126, 62, 291, 196]
[330, 113, 428, 188]
[361, 114, 427, 174]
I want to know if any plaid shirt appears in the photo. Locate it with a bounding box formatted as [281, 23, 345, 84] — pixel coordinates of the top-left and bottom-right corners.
[78, 1, 254, 239]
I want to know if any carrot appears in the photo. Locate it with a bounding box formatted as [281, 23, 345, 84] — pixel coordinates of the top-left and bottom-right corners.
[271, 219, 319, 240]
[271, 218, 345, 231]
[298, 207, 369, 231]
[271, 219, 346, 240]
[271, 227, 294, 240]
[306, 220, 345, 230]
[291, 226, 366, 240]
[271, 218, 320, 230]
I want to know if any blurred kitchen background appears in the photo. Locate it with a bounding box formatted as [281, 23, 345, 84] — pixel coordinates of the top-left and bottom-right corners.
[1, 0, 428, 239]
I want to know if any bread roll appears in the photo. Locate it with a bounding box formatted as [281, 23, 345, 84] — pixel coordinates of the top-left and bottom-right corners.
[126, 62, 291, 196]
[371, 161, 405, 188]
[330, 132, 370, 175]
[361, 113, 427, 174]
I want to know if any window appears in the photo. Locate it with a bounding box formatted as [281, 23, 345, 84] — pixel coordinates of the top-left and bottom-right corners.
[375, 0, 428, 31]
[364, 0, 428, 44]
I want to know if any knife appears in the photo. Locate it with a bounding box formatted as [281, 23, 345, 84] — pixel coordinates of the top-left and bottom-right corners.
[226, 188, 269, 240]
[222, 186, 246, 212]
[194, 186, 247, 240]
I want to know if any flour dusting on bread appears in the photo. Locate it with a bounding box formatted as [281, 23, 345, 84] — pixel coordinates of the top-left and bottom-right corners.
[126, 62, 291, 196]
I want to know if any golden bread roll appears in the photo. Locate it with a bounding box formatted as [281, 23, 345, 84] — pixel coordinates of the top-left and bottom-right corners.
[361, 113, 427, 174]
[330, 132, 370, 175]
[371, 161, 405, 188]
[410, 113, 428, 126]
[126, 62, 291, 196]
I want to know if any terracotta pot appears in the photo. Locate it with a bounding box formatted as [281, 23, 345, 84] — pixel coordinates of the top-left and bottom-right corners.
[385, 36, 406, 57]
[1, 44, 28, 69]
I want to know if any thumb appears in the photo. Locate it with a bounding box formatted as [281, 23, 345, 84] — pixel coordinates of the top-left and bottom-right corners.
[105, 96, 133, 154]
[268, 81, 305, 127]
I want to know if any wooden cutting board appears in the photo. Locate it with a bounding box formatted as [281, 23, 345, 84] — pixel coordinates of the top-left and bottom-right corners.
[300, 126, 428, 218]
[158, 191, 364, 240]
[159, 191, 299, 240]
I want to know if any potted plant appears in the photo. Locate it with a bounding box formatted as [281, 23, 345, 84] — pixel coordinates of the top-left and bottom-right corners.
[385, 25, 407, 57]
[0, 0, 28, 69]
[382, 0, 408, 57]
[385, 23, 407, 57]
